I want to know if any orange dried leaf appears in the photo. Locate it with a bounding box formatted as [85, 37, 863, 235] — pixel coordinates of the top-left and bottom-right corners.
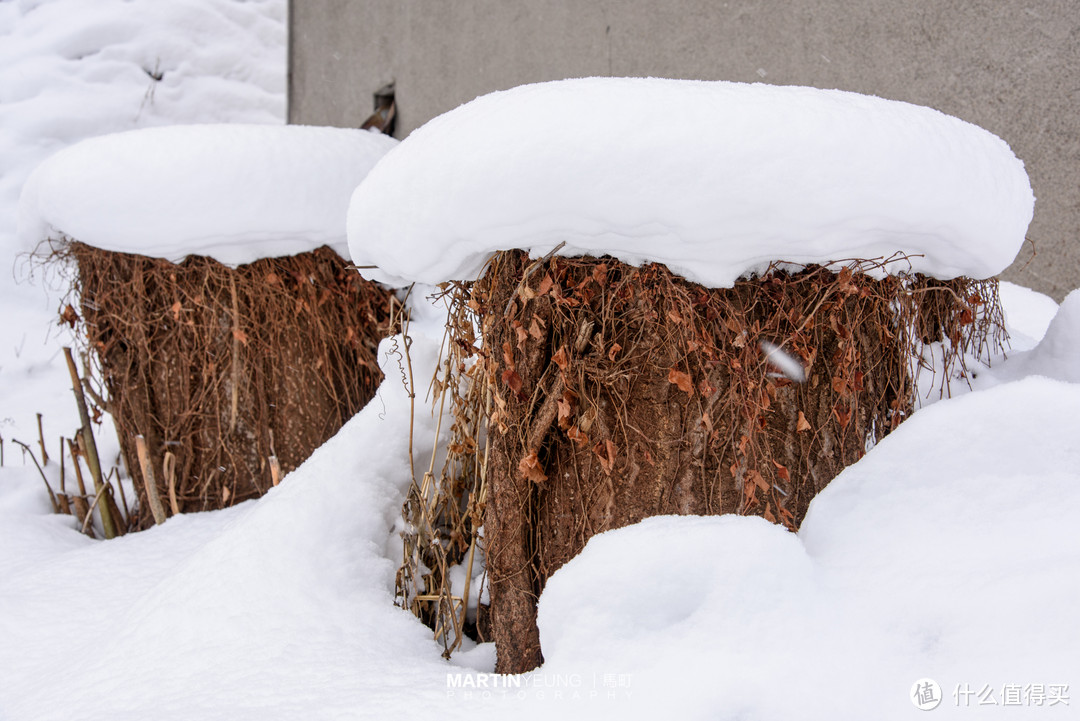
[537, 273, 554, 297]
[566, 425, 589, 447]
[552, 346, 570, 372]
[518, 451, 548, 483]
[594, 439, 617, 473]
[502, 342, 516, 371]
[747, 469, 769, 491]
[557, 395, 575, 430]
[608, 343, 622, 361]
[502, 369, 522, 394]
[232, 328, 249, 345]
[60, 304, 80, 328]
[668, 368, 694, 395]
[796, 411, 812, 432]
[771, 459, 791, 482]
[529, 317, 545, 340]
[838, 265, 854, 288]
[512, 320, 528, 349]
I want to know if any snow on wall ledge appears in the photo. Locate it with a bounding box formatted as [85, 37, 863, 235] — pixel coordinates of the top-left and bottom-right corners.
[347, 77, 1035, 289]
[17, 124, 398, 265]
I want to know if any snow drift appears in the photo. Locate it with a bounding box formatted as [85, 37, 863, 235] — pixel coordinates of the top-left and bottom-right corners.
[347, 77, 1034, 288]
[18, 124, 398, 264]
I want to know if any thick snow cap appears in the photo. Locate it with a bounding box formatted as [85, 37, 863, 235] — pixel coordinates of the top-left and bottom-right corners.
[18, 124, 398, 265]
[347, 77, 1035, 288]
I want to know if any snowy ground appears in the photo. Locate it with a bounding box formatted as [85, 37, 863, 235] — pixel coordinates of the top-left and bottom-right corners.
[1, 2, 1078, 720]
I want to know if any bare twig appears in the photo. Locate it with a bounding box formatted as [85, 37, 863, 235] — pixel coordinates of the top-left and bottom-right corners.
[36, 413, 48, 466]
[64, 347, 116, 539]
[11, 439, 60, 512]
[136, 435, 167, 525]
[229, 275, 241, 434]
[111, 467, 131, 522]
[57, 436, 70, 515]
[81, 378, 110, 415]
[504, 241, 566, 316]
[268, 455, 282, 487]
[68, 438, 93, 536]
[163, 451, 179, 514]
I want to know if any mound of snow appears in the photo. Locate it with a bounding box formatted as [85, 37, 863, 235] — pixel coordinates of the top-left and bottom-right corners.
[18, 124, 397, 264]
[0, 333, 454, 720]
[999, 281, 1059, 350]
[994, 288, 1080, 384]
[348, 77, 1034, 288]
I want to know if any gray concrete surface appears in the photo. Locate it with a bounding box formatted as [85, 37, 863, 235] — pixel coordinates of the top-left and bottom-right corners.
[289, 0, 1079, 300]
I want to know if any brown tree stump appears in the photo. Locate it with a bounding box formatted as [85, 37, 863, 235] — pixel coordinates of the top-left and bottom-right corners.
[64, 242, 392, 527]
[473, 250, 997, 673]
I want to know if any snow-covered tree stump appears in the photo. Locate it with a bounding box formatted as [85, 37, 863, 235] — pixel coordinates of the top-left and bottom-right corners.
[63, 242, 391, 526]
[471, 250, 1000, 672]
[344, 77, 1032, 673]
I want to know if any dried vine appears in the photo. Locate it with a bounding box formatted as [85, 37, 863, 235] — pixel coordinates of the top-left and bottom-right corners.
[51, 240, 392, 528]
[397, 249, 1006, 670]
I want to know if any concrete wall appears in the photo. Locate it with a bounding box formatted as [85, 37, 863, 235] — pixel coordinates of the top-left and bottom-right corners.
[289, 0, 1080, 300]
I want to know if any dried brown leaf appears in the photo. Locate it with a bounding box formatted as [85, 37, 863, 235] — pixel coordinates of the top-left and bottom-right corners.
[557, 390, 576, 430]
[512, 320, 528, 349]
[566, 425, 589, 447]
[552, 346, 570, 372]
[518, 450, 548, 483]
[796, 411, 812, 432]
[60, 304, 80, 328]
[593, 439, 617, 474]
[668, 368, 694, 395]
[502, 369, 522, 394]
[747, 468, 769, 491]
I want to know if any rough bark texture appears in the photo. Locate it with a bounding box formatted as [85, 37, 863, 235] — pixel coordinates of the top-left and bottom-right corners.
[65, 243, 391, 528]
[476, 250, 994, 673]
